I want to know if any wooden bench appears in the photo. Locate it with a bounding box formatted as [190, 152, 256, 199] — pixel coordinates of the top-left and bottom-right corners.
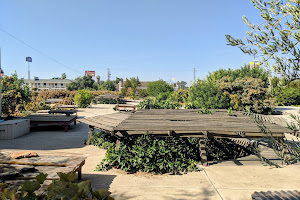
[48, 109, 78, 116]
[57, 105, 78, 109]
[115, 105, 136, 111]
[24, 114, 77, 132]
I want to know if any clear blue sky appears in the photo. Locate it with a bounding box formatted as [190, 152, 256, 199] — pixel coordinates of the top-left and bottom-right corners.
[0, 0, 262, 84]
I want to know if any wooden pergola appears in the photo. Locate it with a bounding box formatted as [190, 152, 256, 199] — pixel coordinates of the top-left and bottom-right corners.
[78, 109, 291, 164]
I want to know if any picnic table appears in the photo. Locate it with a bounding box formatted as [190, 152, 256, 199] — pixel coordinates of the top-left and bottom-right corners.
[0, 151, 87, 181]
[24, 114, 77, 132]
[48, 109, 77, 116]
[57, 105, 78, 109]
[115, 105, 136, 111]
[44, 99, 63, 104]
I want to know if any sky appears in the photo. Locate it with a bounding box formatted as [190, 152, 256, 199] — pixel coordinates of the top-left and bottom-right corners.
[0, 0, 262, 84]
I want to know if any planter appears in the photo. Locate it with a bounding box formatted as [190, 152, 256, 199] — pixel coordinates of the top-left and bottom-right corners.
[0, 119, 30, 140]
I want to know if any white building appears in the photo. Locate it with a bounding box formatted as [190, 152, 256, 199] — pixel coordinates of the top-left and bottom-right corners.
[23, 77, 72, 91]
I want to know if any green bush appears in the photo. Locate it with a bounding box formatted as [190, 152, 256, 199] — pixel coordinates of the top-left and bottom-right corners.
[2, 73, 31, 116]
[91, 131, 116, 149]
[74, 89, 95, 108]
[276, 87, 300, 106]
[147, 80, 174, 97]
[138, 89, 148, 97]
[97, 134, 201, 174]
[97, 98, 126, 104]
[0, 171, 114, 200]
[137, 98, 182, 109]
[186, 80, 229, 109]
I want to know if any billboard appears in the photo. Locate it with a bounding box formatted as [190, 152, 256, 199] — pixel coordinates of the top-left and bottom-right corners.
[26, 57, 32, 62]
[85, 71, 95, 77]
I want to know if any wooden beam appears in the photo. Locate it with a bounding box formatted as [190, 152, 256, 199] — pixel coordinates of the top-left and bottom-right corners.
[86, 125, 94, 145]
[199, 138, 208, 166]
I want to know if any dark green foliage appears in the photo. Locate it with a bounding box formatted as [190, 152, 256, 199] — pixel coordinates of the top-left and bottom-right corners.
[137, 98, 182, 109]
[91, 131, 117, 149]
[0, 171, 114, 200]
[219, 76, 275, 113]
[197, 108, 213, 114]
[276, 87, 300, 106]
[147, 80, 174, 97]
[120, 77, 141, 97]
[67, 75, 98, 91]
[97, 134, 201, 174]
[2, 72, 31, 116]
[99, 80, 117, 91]
[97, 98, 126, 104]
[207, 65, 269, 84]
[205, 138, 252, 161]
[138, 89, 148, 97]
[186, 80, 229, 109]
[74, 89, 95, 108]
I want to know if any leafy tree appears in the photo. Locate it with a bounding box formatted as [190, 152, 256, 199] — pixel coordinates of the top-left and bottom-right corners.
[67, 75, 98, 91]
[186, 80, 229, 109]
[226, 0, 300, 81]
[176, 81, 188, 90]
[276, 87, 300, 106]
[147, 80, 174, 97]
[61, 73, 67, 80]
[74, 89, 95, 108]
[96, 75, 100, 85]
[121, 77, 141, 97]
[1, 73, 31, 116]
[218, 76, 275, 113]
[207, 64, 269, 84]
[99, 80, 116, 91]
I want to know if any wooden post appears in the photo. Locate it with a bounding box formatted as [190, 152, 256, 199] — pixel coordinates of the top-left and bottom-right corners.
[86, 126, 94, 145]
[115, 139, 120, 151]
[199, 138, 208, 166]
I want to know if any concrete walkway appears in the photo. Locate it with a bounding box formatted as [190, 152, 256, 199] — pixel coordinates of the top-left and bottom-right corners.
[0, 105, 299, 200]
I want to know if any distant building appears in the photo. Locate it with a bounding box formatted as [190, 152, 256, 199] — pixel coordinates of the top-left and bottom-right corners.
[118, 80, 151, 92]
[23, 77, 72, 91]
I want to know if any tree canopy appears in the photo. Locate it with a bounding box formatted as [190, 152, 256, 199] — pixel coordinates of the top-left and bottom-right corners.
[226, 0, 300, 81]
[67, 75, 98, 91]
[146, 80, 174, 97]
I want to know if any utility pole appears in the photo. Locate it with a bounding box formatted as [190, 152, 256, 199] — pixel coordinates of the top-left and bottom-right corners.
[193, 68, 196, 82]
[107, 68, 111, 81]
[0, 48, 2, 117]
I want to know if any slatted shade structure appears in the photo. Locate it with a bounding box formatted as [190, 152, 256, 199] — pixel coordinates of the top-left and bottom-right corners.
[78, 109, 291, 139]
[78, 109, 292, 164]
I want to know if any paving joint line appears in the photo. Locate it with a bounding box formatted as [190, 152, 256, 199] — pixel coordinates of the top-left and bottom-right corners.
[203, 168, 224, 200]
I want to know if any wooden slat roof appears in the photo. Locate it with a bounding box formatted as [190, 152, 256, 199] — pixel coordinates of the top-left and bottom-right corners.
[77, 113, 131, 132]
[78, 109, 292, 137]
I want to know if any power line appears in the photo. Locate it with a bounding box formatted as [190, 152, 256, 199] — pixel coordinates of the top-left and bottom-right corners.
[0, 27, 82, 74]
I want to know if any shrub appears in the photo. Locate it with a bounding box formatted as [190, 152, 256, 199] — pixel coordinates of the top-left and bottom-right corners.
[276, 87, 300, 106]
[0, 171, 114, 199]
[2, 73, 31, 116]
[147, 80, 174, 97]
[74, 89, 95, 108]
[218, 76, 275, 113]
[97, 134, 201, 174]
[186, 80, 229, 109]
[137, 98, 181, 109]
[138, 89, 148, 98]
[168, 89, 189, 103]
[91, 131, 117, 149]
[24, 97, 51, 112]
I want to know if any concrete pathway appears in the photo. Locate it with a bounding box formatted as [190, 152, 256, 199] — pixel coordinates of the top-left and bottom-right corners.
[0, 105, 300, 200]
